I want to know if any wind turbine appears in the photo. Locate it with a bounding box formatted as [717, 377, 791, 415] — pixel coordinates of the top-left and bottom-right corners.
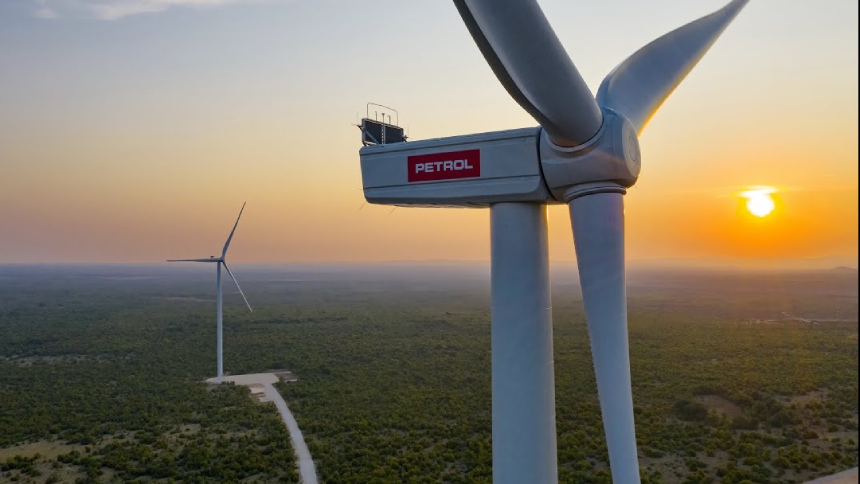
[358, 1, 750, 483]
[168, 202, 253, 382]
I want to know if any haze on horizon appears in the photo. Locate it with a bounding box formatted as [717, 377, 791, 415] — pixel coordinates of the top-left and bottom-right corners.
[0, 0, 857, 266]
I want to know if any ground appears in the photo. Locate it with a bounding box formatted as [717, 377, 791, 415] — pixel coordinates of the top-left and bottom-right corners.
[0, 264, 857, 483]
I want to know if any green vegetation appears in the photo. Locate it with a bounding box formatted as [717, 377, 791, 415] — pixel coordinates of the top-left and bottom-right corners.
[1, 265, 857, 483]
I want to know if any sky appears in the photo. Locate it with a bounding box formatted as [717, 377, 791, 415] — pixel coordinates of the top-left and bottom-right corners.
[0, 0, 857, 266]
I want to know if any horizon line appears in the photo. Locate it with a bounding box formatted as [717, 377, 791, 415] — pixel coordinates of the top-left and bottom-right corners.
[0, 258, 856, 270]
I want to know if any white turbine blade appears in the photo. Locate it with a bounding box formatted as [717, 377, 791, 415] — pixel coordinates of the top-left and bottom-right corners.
[453, 0, 602, 146]
[222, 262, 252, 312]
[597, 0, 749, 135]
[221, 202, 246, 258]
[167, 258, 220, 263]
[569, 192, 639, 484]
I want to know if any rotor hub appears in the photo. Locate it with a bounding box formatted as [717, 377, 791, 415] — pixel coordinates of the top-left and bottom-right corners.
[539, 108, 641, 202]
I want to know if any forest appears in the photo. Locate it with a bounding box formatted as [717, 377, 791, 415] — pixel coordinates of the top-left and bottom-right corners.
[1, 263, 857, 483]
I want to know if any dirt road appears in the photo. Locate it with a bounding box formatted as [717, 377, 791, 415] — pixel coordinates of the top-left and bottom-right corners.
[211, 373, 317, 484]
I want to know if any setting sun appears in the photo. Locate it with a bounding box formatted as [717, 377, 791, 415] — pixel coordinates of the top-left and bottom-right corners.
[740, 187, 777, 218]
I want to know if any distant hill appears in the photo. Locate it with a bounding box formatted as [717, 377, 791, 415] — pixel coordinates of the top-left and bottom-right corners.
[828, 266, 858, 273]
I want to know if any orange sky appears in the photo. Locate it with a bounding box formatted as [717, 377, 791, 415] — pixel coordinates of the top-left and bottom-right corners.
[0, 0, 857, 266]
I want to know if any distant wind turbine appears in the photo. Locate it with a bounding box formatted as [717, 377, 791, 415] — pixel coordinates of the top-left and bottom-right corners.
[168, 202, 252, 382]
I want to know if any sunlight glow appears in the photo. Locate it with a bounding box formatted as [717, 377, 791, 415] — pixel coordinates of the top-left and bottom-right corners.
[740, 187, 777, 218]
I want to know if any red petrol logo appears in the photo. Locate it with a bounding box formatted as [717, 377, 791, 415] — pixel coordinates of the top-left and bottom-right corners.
[407, 149, 480, 182]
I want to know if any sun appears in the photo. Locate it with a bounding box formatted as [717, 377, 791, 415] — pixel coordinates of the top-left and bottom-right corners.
[740, 187, 777, 218]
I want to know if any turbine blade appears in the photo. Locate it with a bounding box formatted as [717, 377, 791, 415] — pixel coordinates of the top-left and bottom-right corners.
[453, 0, 602, 146]
[222, 262, 252, 312]
[222, 202, 246, 258]
[167, 258, 220, 263]
[597, 0, 749, 135]
[569, 192, 639, 484]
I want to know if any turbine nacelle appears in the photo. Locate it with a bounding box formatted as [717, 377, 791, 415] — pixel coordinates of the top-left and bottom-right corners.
[360, 127, 548, 207]
[359, 106, 640, 207]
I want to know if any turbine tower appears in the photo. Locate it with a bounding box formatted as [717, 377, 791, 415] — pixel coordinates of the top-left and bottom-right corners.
[357, 1, 751, 483]
[168, 202, 252, 382]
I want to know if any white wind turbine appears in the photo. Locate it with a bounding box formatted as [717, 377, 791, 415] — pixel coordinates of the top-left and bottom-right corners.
[168, 202, 253, 382]
[357, 1, 751, 483]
